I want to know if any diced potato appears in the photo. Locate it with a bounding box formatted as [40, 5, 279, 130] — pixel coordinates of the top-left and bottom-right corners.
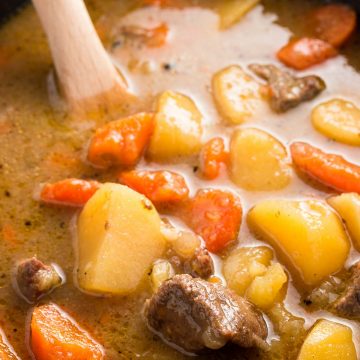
[214, 0, 260, 29]
[77, 183, 165, 295]
[297, 320, 357, 360]
[246, 263, 287, 310]
[223, 246, 273, 296]
[147, 91, 203, 161]
[150, 260, 175, 292]
[171, 231, 201, 259]
[248, 200, 350, 286]
[212, 65, 263, 124]
[328, 193, 360, 251]
[312, 99, 360, 146]
[230, 128, 292, 191]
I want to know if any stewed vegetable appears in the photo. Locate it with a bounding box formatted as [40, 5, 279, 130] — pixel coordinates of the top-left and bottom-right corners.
[0, 0, 360, 359]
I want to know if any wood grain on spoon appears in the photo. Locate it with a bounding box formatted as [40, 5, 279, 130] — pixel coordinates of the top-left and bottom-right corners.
[32, 0, 129, 114]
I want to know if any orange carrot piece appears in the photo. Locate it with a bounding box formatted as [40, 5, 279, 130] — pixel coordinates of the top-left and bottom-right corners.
[30, 303, 104, 360]
[121, 23, 169, 48]
[0, 329, 20, 359]
[277, 37, 337, 70]
[186, 189, 242, 253]
[291, 142, 360, 193]
[87, 113, 154, 169]
[40, 179, 100, 207]
[199, 137, 228, 180]
[119, 170, 189, 206]
[310, 4, 356, 47]
[2, 223, 17, 247]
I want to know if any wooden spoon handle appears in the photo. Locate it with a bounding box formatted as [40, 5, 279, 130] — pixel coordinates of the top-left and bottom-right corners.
[32, 0, 127, 113]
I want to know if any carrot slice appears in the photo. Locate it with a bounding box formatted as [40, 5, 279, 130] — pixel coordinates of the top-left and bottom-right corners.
[290, 142, 360, 193]
[30, 303, 104, 360]
[310, 4, 356, 47]
[199, 137, 228, 180]
[119, 170, 189, 206]
[87, 112, 155, 169]
[0, 329, 20, 359]
[185, 189, 242, 253]
[277, 37, 337, 70]
[121, 23, 169, 48]
[40, 179, 100, 207]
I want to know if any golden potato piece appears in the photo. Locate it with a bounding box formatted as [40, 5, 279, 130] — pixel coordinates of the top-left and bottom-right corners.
[312, 99, 360, 146]
[77, 183, 165, 295]
[246, 263, 287, 310]
[230, 128, 292, 190]
[328, 193, 360, 251]
[223, 246, 273, 296]
[212, 65, 263, 124]
[215, 0, 260, 29]
[297, 320, 357, 360]
[248, 200, 350, 287]
[147, 91, 203, 161]
[150, 260, 175, 292]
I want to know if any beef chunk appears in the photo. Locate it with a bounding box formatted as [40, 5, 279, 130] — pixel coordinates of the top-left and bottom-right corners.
[249, 64, 325, 113]
[15, 257, 63, 303]
[144, 274, 268, 354]
[333, 262, 360, 318]
[185, 247, 214, 279]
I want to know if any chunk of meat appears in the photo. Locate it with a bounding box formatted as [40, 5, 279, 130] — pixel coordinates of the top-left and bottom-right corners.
[185, 247, 214, 279]
[249, 64, 325, 113]
[118, 170, 189, 207]
[40, 179, 100, 207]
[185, 189, 242, 253]
[277, 37, 337, 70]
[87, 112, 155, 169]
[15, 258, 63, 303]
[333, 262, 360, 318]
[144, 274, 268, 354]
[290, 142, 360, 193]
[199, 137, 228, 180]
[30, 303, 104, 360]
[309, 4, 356, 47]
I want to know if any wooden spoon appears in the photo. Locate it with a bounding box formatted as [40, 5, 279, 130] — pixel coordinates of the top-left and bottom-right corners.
[32, 0, 129, 115]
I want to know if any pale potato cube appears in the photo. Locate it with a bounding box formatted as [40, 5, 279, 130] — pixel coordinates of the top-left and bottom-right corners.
[297, 320, 357, 360]
[246, 263, 287, 310]
[312, 99, 360, 146]
[212, 65, 263, 124]
[150, 260, 175, 292]
[215, 0, 260, 29]
[147, 91, 203, 161]
[77, 183, 165, 295]
[230, 128, 292, 191]
[171, 231, 201, 259]
[223, 246, 273, 296]
[248, 200, 350, 286]
[328, 193, 360, 251]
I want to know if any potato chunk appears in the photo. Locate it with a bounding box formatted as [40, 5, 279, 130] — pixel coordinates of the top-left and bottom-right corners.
[223, 246, 273, 296]
[248, 200, 350, 286]
[212, 65, 263, 124]
[230, 128, 292, 190]
[77, 183, 165, 295]
[246, 263, 287, 310]
[147, 91, 203, 161]
[297, 320, 357, 360]
[215, 0, 260, 29]
[312, 99, 360, 146]
[328, 193, 360, 251]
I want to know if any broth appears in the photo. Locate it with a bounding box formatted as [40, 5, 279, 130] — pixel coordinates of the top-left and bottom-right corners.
[0, 0, 359, 359]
